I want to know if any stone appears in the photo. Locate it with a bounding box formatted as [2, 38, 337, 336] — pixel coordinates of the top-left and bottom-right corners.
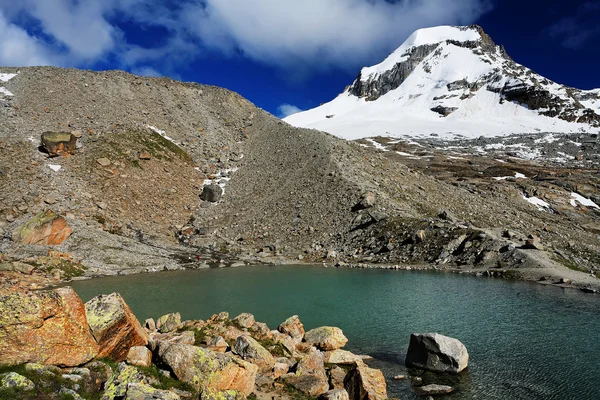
[250, 321, 273, 340]
[0, 372, 35, 391]
[278, 315, 305, 341]
[414, 230, 426, 243]
[305, 326, 348, 351]
[233, 313, 255, 328]
[138, 151, 151, 160]
[144, 318, 156, 331]
[284, 347, 329, 397]
[207, 336, 229, 353]
[126, 346, 152, 368]
[324, 349, 363, 365]
[60, 388, 84, 399]
[523, 235, 544, 250]
[41, 132, 77, 157]
[158, 343, 257, 395]
[273, 362, 289, 379]
[328, 366, 347, 389]
[393, 375, 405, 380]
[356, 192, 376, 210]
[124, 383, 181, 399]
[405, 333, 469, 373]
[101, 363, 148, 400]
[344, 362, 388, 400]
[20, 210, 72, 245]
[0, 287, 98, 367]
[319, 389, 350, 400]
[97, 158, 112, 167]
[156, 312, 181, 333]
[85, 293, 149, 361]
[200, 184, 223, 202]
[148, 331, 195, 352]
[412, 384, 455, 396]
[233, 335, 275, 372]
[0, 261, 35, 274]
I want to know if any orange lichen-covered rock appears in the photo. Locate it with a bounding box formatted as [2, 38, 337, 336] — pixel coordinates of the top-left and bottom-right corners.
[85, 293, 149, 361]
[20, 211, 72, 245]
[0, 287, 98, 367]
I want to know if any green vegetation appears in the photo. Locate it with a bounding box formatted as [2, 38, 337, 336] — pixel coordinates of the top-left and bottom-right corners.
[137, 364, 195, 393]
[256, 338, 291, 358]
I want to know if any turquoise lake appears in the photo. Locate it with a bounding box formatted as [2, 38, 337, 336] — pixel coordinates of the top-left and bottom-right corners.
[69, 265, 600, 399]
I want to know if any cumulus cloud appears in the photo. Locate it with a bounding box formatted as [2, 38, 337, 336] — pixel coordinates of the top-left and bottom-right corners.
[184, 0, 492, 71]
[548, 2, 600, 50]
[0, 11, 54, 66]
[0, 0, 492, 75]
[277, 104, 303, 118]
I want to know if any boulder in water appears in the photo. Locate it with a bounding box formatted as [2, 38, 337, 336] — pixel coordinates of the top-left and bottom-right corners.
[405, 333, 469, 373]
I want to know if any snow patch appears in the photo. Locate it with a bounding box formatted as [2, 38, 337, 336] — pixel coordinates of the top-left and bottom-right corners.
[0, 87, 13, 96]
[202, 167, 239, 195]
[570, 193, 600, 209]
[523, 194, 551, 211]
[494, 172, 527, 180]
[47, 164, 62, 172]
[365, 138, 389, 151]
[147, 125, 178, 144]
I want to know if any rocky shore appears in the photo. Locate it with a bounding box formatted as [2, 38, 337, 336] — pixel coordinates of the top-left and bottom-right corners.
[0, 285, 473, 400]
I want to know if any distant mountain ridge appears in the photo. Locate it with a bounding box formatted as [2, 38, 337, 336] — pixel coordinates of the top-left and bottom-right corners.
[285, 25, 600, 139]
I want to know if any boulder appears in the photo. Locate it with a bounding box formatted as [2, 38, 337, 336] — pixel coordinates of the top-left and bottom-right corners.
[328, 366, 347, 389]
[325, 349, 364, 365]
[233, 313, 255, 328]
[405, 333, 469, 373]
[277, 315, 305, 341]
[273, 362, 289, 379]
[0, 372, 35, 391]
[200, 184, 223, 202]
[305, 327, 348, 351]
[101, 363, 148, 400]
[284, 347, 329, 396]
[158, 343, 257, 395]
[233, 335, 275, 372]
[41, 132, 77, 157]
[126, 346, 152, 368]
[156, 312, 181, 333]
[144, 318, 156, 331]
[413, 384, 455, 396]
[20, 210, 72, 245]
[207, 336, 229, 353]
[320, 389, 350, 400]
[124, 383, 181, 399]
[0, 287, 98, 367]
[250, 322, 273, 340]
[344, 362, 387, 400]
[148, 331, 195, 352]
[85, 293, 149, 361]
[138, 151, 152, 160]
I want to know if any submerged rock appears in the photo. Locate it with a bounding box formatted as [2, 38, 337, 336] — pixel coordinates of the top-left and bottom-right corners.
[413, 384, 455, 396]
[0, 287, 98, 367]
[85, 293, 149, 361]
[405, 333, 469, 373]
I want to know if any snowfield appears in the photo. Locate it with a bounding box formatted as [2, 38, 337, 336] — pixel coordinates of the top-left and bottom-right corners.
[285, 26, 600, 140]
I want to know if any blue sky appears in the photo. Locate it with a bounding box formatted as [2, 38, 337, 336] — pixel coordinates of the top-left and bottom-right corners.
[0, 0, 598, 117]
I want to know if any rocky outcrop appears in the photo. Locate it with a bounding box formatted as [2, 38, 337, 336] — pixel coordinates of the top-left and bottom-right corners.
[405, 333, 469, 373]
[344, 362, 388, 400]
[305, 326, 348, 351]
[156, 312, 181, 333]
[0, 287, 98, 367]
[40, 132, 77, 157]
[20, 210, 72, 245]
[158, 343, 257, 395]
[85, 293, 149, 361]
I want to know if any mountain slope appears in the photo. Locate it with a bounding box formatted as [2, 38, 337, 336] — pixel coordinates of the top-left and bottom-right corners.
[285, 25, 600, 139]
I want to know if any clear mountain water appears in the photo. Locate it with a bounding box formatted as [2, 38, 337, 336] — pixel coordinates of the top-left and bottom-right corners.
[69, 265, 600, 399]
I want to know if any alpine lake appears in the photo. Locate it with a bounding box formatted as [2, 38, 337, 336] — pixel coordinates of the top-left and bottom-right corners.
[69, 265, 600, 400]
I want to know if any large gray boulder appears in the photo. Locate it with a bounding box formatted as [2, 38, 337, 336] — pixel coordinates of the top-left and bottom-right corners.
[200, 184, 223, 202]
[405, 333, 469, 373]
[232, 335, 275, 372]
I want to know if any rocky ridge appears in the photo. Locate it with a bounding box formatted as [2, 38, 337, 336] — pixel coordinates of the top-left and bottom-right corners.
[0, 66, 598, 293]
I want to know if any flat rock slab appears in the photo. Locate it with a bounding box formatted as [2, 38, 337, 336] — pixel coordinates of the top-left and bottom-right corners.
[413, 384, 455, 396]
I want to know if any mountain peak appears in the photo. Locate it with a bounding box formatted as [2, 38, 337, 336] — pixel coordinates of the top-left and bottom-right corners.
[285, 25, 600, 140]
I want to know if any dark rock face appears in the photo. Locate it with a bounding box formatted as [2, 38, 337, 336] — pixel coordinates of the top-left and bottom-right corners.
[200, 184, 223, 202]
[431, 106, 458, 117]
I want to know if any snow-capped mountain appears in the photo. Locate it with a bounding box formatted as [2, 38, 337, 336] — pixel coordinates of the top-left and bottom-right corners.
[285, 25, 600, 140]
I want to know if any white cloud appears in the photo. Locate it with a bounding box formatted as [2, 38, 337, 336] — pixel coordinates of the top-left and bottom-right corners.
[277, 104, 303, 118]
[131, 66, 162, 77]
[0, 11, 53, 66]
[0, 0, 492, 75]
[184, 0, 492, 71]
